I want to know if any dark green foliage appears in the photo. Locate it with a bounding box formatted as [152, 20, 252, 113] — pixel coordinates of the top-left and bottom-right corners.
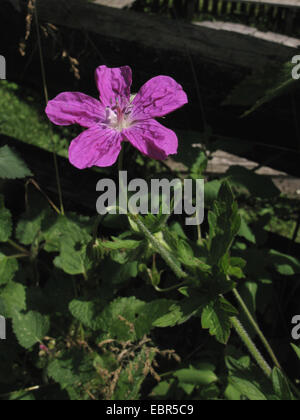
[0, 134, 299, 401]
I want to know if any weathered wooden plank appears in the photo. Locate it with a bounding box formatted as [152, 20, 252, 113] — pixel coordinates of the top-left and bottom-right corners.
[36, 0, 300, 70]
[93, 0, 135, 8]
[226, 0, 300, 9]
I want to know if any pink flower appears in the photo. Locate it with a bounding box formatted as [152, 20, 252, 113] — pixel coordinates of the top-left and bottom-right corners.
[39, 344, 49, 353]
[46, 66, 188, 169]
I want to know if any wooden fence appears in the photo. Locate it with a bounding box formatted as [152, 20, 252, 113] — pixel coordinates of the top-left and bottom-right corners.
[132, 0, 300, 35]
[36, 0, 300, 71]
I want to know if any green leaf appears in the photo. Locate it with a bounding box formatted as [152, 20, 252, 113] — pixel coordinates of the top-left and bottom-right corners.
[238, 216, 256, 244]
[100, 260, 138, 285]
[0, 145, 32, 179]
[70, 296, 202, 340]
[177, 239, 196, 267]
[152, 297, 205, 328]
[54, 238, 91, 276]
[204, 180, 222, 206]
[0, 297, 5, 315]
[151, 380, 174, 397]
[207, 182, 241, 266]
[97, 297, 147, 341]
[271, 367, 294, 401]
[47, 350, 95, 400]
[0, 254, 18, 285]
[269, 250, 300, 276]
[113, 347, 156, 400]
[0, 281, 26, 317]
[16, 208, 49, 246]
[190, 151, 208, 179]
[69, 299, 104, 331]
[227, 265, 245, 279]
[12, 311, 50, 349]
[229, 376, 268, 400]
[228, 257, 247, 280]
[43, 213, 92, 253]
[42, 214, 93, 275]
[0, 195, 12, 242]
[174, 365, 217, 386]
[225, 348, 274, 400]
[101, 238, 141, 251]
[239, 281, 258, 320]
[201, 297, 238, 344]
[225, 384, 243, 401]
[291, 343, 300, 361]
[218, 181, 234, 208]
[70, 297, 150, 339]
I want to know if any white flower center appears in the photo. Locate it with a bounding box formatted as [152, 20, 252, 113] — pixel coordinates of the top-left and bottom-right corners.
[105, 104, 133, 132]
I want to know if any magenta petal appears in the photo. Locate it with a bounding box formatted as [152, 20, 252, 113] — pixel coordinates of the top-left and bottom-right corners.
[95, 65, 132, 107]
[69, 125, 122, 169]
[132, 76, 188, 119]
[46, 92, 105, 128]
[123, 119, 178, 160]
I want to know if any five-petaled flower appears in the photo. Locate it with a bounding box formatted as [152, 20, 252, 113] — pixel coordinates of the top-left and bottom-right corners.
[46, 65, 188, 169]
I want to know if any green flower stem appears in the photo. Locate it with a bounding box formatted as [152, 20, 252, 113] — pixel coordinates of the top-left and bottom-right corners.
[232, 287, 282, 371]
[118, 146, 125, 173]
[231, 316, 272, 378]
[92, 215, 104, 243]
[34, 2, 64, 216]
[131, 215, 275, 378]
[232, 287, 300, 398]
[117, 144, 276, 381]
[0, 385, 41, 399]
[154, 281, 189, 293]
[93, 147, 126, 242]
[129, 214, 188, 280]
[7, 254, 29, 260]
[26, 179, 61, 215]
[7, 239, 30, 256]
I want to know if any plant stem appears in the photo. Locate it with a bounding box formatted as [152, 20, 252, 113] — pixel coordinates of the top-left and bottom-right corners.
[231, 316, 272, 378]
[7, 239, 30, 256]
[232, 287, 282, 371]
[197, 218, 203, 245]
[0, 385, 41, 399]
[92, 215, 104, 242]
[26, 179, 61, 215]
[33, 1, 64, 216]
[6, 254, 29, 260]
[233, 288, 300, 398]
[118, 146, 125, 173]
[130, 214, 188, 280]
[131, 216, 277, 379]
[118, 138, 276, 383]
[154, 281, 189, 293]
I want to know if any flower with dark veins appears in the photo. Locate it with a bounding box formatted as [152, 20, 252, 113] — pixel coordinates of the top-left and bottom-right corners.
[46, 65, 188, 169]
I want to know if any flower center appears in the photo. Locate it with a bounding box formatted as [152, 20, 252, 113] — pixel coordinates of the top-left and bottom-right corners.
[104, 103, 133, 132]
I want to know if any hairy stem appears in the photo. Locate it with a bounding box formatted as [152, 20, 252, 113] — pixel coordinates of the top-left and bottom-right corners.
[232, 287, 282, 371]
[131, 216, 276, 379]
[231, 316, 272, 377]
[130, 214, 187, 280]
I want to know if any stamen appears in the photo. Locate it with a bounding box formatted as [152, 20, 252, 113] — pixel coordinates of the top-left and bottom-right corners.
[103, 101, 134, 132]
